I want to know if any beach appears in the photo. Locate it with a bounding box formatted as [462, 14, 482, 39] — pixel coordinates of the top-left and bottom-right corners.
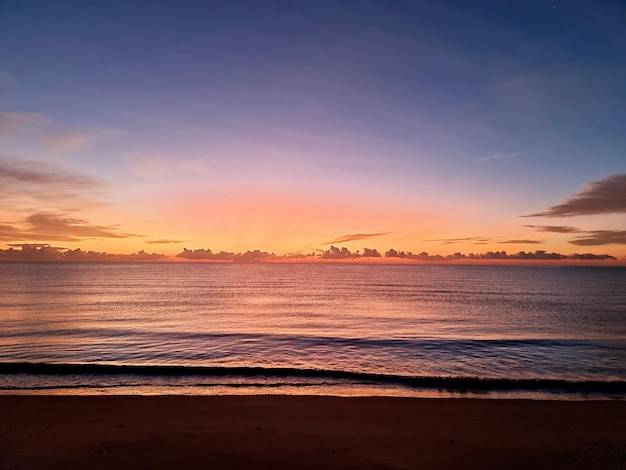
[2, 396, 625, 469]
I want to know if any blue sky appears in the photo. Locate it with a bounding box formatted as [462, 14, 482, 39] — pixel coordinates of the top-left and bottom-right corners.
[1, 0, 624, 258]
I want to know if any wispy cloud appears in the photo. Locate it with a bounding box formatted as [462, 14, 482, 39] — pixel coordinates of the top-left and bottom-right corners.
[427, 236, 492, 245]
[0, 157, 106, 216]
[523, 174, 626, 217]
[0, 212, 140, 242]
[0, 157, 101, 188]
[475, 153, 518, 163]
[0, 157, 144, 245]
[146, 239, 189, 244]
[523, 225, 581, 233]
[569, 230, 626, 246]
[524, 224, 626, 246]
[0, 109, 94, 151]
[499, 239, 543, 244]
[323, 232, 390, 245]
[129, 154, 211, 179]
[25, 212, 138, 240]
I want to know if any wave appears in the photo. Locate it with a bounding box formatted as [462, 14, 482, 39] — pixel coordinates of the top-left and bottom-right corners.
[1, 362, 625, 394]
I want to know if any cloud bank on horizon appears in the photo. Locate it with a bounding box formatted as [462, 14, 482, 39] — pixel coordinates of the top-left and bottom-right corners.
[0, 0, 624, 258]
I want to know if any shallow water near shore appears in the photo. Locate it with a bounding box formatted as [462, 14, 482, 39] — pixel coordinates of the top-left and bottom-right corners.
[1, 263, 625, 398]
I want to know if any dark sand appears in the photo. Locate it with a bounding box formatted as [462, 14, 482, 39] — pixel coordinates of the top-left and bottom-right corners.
[1, 396, 625, 469]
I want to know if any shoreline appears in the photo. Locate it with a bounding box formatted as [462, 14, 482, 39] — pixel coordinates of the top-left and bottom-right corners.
[2, 395, 625, 469]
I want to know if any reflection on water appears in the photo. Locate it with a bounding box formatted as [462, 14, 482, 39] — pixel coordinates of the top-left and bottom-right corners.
[1, 263, 625, 394]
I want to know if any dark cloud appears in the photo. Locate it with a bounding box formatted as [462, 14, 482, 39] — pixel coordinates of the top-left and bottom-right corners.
[524, 224, 626, 246]
[318, 246, 381, 259]
[176, 248, 275, 261]
[523, 225, 581, 233]
[569, 230, 626, 246]
[523, 174, 626, 217]
[0, 244, 618, 263]
[0, 244, 164, 262]
[362, 247, 381, 257]
[466, 250, 615, 261]
[499, 239, 543, 244]
[320, 246, 359, 259]
[323, 232, 390, 245]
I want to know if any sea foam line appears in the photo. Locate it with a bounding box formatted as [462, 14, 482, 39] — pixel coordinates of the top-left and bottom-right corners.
[1, 362, 625, 394]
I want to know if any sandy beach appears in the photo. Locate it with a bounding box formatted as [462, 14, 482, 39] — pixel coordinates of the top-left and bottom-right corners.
[1, 396, 625, 469]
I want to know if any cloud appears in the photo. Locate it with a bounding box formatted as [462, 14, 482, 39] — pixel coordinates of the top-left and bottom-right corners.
[129, 154, 211, 179]
[0, 212, 139, 242]
[0, 157, 106, 215]
[323, 232, 391, 244]
[523, 174, 626, 217]
[320, 246, 360, 259]
[465, 250, 615, 261]
[24, 212, 138, 241]
[427, 236, 493, 245]
[475, 153, 518, 163]
[146, 239, 189, 244]
[0, 109, 94, 151]
[0, 158, 141, 244]
[0, 158, 101, 188]
[2, 244, 617, 263]
[524, 224, 626, 246]
[176, 248, 275, 261]
[499, 239, 543, 244]
[0, 223, 26, 241]
[569, 230, 626, 246]
[0, 157, 110, 227]
[0, 244, 164, 262]
[42, 133, 91, 152]
[523, 225, 581, 233]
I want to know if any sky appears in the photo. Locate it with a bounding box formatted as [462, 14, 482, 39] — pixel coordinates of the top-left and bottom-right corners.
[1, 0, 625, 261]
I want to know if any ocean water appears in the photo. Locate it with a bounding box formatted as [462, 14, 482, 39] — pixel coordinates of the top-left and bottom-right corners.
[1, 262, 625, 398]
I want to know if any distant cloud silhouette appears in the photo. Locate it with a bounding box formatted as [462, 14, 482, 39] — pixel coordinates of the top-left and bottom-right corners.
[0, 244, 618, 263]
[146, 239, 188, 244]
[523, 225, 581, 233]
[465, 250, 615, 260]
[523, 174, 626, 217]
[323, 232, 390, 244]
[320, 246, 359, 259]
[384, 249, 445, 260]
[362, 247, 381, 257]
[569, 230, 626, 246]
[176, 248, 275, 261]
[499, 239, 543, 244]
[0, 244, 164, 262]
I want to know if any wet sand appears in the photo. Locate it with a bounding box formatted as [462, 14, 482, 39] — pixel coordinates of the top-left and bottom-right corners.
[1, 395, 625, 469]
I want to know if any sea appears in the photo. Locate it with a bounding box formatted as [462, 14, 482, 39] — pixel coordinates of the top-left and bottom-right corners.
[1, 262, 625, 399]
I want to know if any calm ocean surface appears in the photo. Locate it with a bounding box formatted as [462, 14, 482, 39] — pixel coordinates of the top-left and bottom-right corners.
[1, 263, 625, 398]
